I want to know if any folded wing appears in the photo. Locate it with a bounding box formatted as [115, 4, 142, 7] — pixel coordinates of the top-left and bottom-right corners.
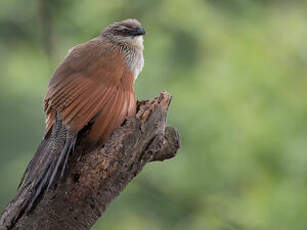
[44, 38, 136, 142]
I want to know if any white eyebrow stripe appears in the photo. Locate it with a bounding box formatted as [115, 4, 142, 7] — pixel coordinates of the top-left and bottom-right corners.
[118, 25, 129, 30]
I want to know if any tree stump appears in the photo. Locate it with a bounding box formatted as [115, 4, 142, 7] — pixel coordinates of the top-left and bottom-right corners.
[0, 91, 180, 230]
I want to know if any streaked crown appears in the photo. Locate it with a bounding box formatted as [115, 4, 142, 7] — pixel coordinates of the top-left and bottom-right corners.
[102, 19, 146, 38]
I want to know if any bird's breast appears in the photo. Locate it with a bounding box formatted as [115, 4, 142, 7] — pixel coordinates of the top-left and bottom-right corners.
[132, 52, 144, 80]
[124, 51, 143, 81]
[122, 41, 144, 80]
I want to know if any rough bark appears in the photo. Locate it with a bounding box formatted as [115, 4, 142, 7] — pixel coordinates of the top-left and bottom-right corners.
[0, 91, 180, 230]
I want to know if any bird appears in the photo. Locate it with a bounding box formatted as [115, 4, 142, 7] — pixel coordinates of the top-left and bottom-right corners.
[17, 18, 146, 214]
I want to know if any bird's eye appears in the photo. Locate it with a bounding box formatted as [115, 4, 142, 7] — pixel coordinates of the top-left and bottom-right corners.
[122, 29, 129, 35]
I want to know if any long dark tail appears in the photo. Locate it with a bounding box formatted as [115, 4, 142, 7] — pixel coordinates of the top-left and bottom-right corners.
[18, 116, 78, 215]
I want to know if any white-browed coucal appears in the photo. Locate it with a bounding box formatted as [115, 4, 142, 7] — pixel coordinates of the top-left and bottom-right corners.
[18, 18, 146, 213]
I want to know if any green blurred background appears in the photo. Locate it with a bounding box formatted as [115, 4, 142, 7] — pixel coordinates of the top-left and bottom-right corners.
[1, 0, 307, 229]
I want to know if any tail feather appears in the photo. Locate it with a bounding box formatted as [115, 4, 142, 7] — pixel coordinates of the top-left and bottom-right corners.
[25, 162, 52, 213]
[18, 115, 78, 214]
[18, 133, 51, 189]
[47, 136, 74, 190]
[61, 136, 77, 178]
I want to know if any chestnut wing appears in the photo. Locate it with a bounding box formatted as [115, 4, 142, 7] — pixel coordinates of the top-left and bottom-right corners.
[44, 38, 136, 142]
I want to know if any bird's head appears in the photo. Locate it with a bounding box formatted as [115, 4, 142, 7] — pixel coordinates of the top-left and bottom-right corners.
[101, 19, 146, 49]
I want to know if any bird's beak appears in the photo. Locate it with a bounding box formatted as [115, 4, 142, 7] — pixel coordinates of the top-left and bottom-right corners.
[132, 27, 146, 36]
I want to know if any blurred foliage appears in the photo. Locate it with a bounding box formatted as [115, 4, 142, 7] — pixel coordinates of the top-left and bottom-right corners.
[1, 0, 307, 229]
